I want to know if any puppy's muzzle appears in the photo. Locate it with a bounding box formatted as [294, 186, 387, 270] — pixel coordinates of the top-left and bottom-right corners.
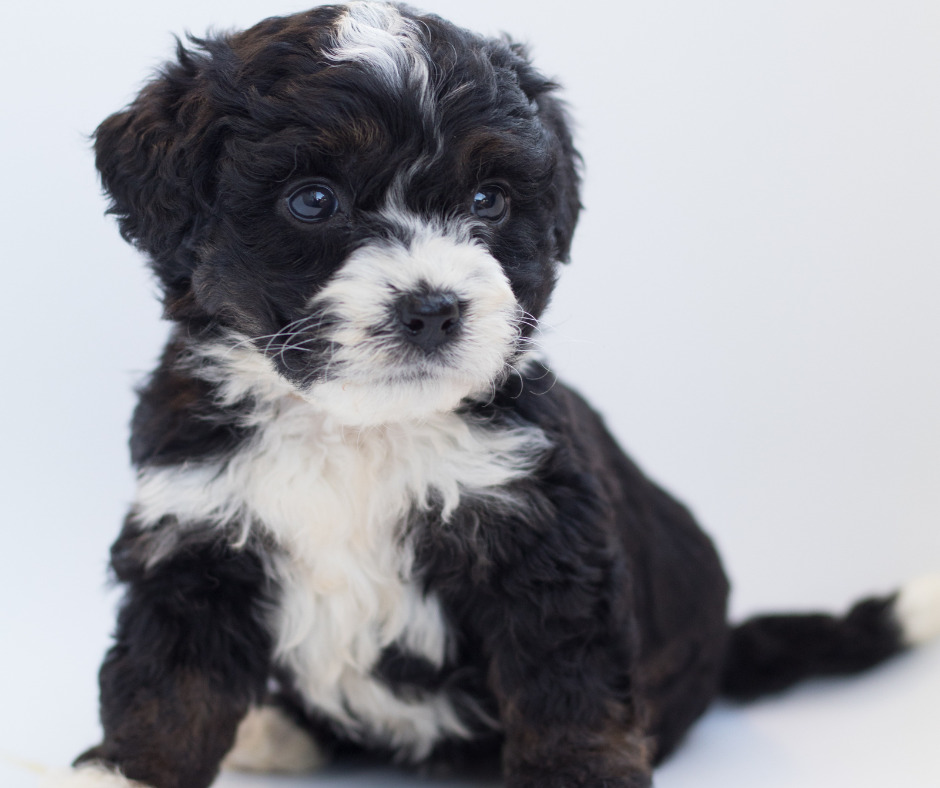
[397, 291, 462, 352]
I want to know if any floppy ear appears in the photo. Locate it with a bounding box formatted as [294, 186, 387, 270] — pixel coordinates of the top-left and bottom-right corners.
[94, 39, 220, 291]
[508, 43, 582, 264]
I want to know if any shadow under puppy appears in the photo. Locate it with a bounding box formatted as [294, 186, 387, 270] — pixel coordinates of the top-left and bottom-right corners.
[59, 3, 940, 787]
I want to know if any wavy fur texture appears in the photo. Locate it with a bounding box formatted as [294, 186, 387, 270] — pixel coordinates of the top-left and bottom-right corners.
[65, 4, 937, 788]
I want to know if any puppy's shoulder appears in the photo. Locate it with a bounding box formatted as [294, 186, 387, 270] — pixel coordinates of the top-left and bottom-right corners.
[482, 360, 619, 452]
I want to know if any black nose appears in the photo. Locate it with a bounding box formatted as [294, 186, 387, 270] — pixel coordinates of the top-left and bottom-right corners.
[397, 292, 462, 352]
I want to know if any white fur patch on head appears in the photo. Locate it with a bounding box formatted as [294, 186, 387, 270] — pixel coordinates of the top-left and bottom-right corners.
[223, 705, 326, 774]
[895, 573, 940, 646]
[305, 227, 521, 426]
[41, 764, 148, 788]
[327, 1, 430, 98]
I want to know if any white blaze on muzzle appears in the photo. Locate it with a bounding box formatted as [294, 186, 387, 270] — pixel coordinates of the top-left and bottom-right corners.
[303, 229, 521, 426]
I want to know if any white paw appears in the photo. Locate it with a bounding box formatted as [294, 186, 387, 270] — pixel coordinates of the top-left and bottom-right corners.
[896, 573, 940, 646]
[223, 705, 327, 774]
[41, 763, 149, 788]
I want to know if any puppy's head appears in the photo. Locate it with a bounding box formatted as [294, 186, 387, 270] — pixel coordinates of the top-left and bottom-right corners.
[96, 1, 580, 425]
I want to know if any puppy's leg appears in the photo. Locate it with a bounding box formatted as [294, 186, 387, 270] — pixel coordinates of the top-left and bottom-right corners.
[71, 535, 273, 788]
[486, 607, 652, 788]
[452, 534, 652, 787]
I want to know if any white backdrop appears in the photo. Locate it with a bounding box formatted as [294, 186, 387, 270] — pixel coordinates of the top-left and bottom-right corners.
[1, 1, 938, 786]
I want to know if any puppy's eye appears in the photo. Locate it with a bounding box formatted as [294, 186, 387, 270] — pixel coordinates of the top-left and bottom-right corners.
[286, 184, 339, 223]
[471, 184, 509, 222]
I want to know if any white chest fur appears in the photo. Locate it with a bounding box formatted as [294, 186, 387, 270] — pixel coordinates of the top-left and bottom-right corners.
[133, 396, 547, 757]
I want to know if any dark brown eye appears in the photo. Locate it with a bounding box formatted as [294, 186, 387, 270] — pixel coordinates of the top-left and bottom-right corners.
[471, 184, 509, 222]
[286, 184, 339, 222]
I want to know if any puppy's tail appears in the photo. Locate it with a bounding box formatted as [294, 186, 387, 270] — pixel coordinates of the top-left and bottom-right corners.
[720, 574, 940, 701]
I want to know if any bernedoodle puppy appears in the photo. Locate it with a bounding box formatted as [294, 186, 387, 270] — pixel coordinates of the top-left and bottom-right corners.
[56, 3, 940, 787]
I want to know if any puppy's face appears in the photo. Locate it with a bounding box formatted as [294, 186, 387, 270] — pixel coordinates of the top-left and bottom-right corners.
[96, 2, 580, 425]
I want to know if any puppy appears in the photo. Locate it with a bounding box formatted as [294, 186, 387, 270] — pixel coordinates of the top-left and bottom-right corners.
[58, 3, 940, 787]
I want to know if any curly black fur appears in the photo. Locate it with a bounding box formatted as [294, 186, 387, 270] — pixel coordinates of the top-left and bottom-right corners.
[75, 5, 910, 788]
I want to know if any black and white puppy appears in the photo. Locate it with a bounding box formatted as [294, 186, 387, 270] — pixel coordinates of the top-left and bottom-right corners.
[58, 3, 940, 787]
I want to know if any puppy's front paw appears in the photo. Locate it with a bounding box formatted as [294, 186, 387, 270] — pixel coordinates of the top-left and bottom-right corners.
[222, 705, 327, 774]
[41, 763, 149, 788]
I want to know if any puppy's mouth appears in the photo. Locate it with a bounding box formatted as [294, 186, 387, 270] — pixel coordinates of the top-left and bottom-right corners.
[269, 233, 525, 425]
